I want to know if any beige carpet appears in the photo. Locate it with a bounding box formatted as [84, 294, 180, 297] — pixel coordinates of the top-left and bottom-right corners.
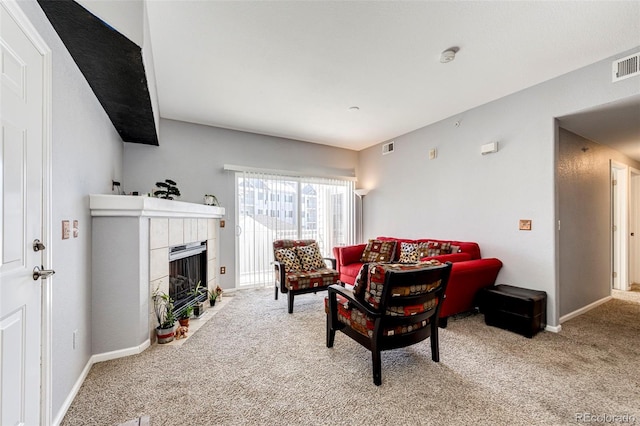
[63, 289, 640, 426]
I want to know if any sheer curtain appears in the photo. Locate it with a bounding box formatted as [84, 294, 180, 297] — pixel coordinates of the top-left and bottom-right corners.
[235, 170, 355, 288]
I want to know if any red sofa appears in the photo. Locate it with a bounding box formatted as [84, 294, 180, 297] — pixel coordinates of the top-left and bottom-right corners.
[333, 237, 503, 326]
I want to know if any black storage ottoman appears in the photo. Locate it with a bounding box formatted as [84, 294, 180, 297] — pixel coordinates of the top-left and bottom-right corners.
[479, 284, 547, 338]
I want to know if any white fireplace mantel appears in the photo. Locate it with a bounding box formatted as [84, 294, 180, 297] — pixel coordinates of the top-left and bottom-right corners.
[89, 194, 223, 362]
[90, 194, 225, 218]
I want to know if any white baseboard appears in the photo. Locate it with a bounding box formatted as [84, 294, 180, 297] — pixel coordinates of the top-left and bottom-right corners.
[545, 324, 562, 333]
[91, 339, 150, 363]
[559, 296, 612, 324]
[52, 357, 93, 426]
[51, 339, 150, 425]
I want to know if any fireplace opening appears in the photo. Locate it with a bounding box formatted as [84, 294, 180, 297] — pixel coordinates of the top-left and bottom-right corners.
[169, 241, 207, 318]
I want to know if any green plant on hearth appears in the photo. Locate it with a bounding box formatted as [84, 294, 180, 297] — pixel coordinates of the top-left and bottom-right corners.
[208, 285, 223, 306]
[189, 281, 206, 299]
[153, 179, 181, 200]
[180, 305, 193, 320]
[152, 287, 176, 329]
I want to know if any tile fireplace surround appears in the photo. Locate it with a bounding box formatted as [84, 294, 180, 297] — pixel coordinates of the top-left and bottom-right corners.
[90, 195, 225, 362]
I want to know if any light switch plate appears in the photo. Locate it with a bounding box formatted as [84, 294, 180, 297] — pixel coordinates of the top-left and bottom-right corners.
[62, 220, 70, 239]
[73, 220, 79, 238]
[519, 219, 532, 231]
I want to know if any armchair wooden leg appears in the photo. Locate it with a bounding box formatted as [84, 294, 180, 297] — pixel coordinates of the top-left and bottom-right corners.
[274, 284, 279, 300]
[372, 350, 382, 386]
[287, 292, 294, 314]
[430, 322, 440, 363]
[438, 316, 448, 328]
[326, 317, 335, 348]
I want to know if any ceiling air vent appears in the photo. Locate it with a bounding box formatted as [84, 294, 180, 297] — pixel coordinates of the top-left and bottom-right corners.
[612, 52, 640, 82]
[382, 141, 395, 155]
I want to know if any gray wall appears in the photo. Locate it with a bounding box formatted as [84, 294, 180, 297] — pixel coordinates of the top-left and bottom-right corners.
[17, 0, 124, 420]
[557, 128, 640, 317]
[123, 119, 358, 289]
[357, 47, 640, 327]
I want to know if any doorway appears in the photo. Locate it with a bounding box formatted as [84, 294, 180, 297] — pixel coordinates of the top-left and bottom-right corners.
[0, 1, 52, 425]
[611, 162, 628, 290]
[630, 168, 640, 288]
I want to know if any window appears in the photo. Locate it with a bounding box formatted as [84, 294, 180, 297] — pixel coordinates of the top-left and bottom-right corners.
[236, 171, 355, 287]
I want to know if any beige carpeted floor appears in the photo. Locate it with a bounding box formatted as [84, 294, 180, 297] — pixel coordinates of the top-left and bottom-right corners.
[62, 289, 640, 426]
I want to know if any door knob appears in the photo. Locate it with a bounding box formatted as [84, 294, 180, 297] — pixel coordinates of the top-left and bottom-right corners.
[33, 239, 46, 251]
[33, 265, 55, 281]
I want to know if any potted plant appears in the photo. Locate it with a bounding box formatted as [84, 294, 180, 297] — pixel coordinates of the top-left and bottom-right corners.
[152, 288, 176, 344]
[208, 285, 223, 306]
[189, 281, 206, 318]
[204, 194, 219, 206]
[179, 305, 193, 328]
[207, 289, 218, 307]
[154, 179, 181, 200]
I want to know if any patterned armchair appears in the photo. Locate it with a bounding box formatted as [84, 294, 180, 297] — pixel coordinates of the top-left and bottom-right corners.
[326, 261, 451, 385]
[273, 240, 339, 313]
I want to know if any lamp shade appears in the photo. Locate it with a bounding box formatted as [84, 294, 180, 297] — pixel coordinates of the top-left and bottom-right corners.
[354, 189, 370, 197]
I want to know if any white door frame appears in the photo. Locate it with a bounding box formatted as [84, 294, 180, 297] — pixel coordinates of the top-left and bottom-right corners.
[611, 161, 629, 291]
[630, 167, 640, 286]
[2, 1, 53, 424]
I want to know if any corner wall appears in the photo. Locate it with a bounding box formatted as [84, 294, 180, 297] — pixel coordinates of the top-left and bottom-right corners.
[357, 47, 640, 327]
[122, 119, 358, 289]
[17, 0, 124, 421]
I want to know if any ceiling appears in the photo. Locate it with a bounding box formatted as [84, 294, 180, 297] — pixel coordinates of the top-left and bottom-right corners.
[559, 95, 640, 162]
[88, 1, 640, 153]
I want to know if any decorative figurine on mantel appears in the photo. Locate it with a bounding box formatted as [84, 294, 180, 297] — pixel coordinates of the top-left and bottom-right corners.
[204, 194, 219, 206]
[154, 179, 181, 199]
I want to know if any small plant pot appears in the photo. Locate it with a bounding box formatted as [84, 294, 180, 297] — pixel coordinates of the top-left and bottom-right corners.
[179, 318, 190, 327]
[156, 325, 175, 344]
[209, 298, 216, 307]
[193, 302, 205, 318]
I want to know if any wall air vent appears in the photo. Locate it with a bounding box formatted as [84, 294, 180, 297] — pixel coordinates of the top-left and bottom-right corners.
[612, 52, 640, 82]
[382, 141, 395, 155]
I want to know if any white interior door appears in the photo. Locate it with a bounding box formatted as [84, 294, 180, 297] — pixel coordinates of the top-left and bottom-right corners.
[631, 168, 640, 286]
[611, 162, 629, 291]
[0, 3, 46, 425]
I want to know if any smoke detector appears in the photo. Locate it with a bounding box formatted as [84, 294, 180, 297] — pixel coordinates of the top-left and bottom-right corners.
[440, 48, 458, 63]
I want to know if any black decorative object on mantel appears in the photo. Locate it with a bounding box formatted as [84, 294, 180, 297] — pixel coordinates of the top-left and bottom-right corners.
[154, 179, 181, 200]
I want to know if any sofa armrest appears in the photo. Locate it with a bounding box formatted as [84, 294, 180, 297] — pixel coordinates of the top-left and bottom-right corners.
[439, 258, 503, 318]
[335, 244, 367, 266]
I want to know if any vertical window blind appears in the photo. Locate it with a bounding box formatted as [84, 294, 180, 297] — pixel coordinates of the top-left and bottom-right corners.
[235, 169, 355, 288]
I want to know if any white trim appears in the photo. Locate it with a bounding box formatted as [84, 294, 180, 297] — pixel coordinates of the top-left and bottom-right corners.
[51, 357, 93, 426]
[89, 194, 225, 218]
[559, 295, 612, 324]
[51, 340, 151, 425]
[91, 339, 151, 363]
[1, 1, 53, 425]
[544, 324, 562, 333]
[223, 164, 358, 182]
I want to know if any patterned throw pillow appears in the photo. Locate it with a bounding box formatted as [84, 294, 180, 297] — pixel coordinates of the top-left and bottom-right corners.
[398, 242, 420, 263]
[274, 248, 301, 272]
[352, 263, 369, 301]
[422, 241, 452, 257]
[360, 239, 396, 263]
[296, 242, 326, 271]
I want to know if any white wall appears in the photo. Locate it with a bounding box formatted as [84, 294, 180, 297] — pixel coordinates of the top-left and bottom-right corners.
[17, 0, 124, 420]
[123, 119, 358, 289]
[358, 47, 640, 327]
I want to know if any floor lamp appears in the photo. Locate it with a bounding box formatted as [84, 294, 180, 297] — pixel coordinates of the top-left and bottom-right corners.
[354, 189, 370, 243]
